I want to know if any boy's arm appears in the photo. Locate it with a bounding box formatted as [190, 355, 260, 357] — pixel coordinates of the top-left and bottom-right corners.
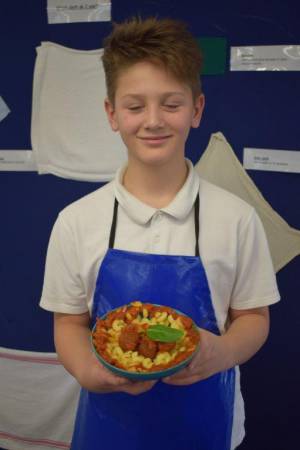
[54, 312, 157, 394]
[223, 306, 269, 364]
[162, 306, 269, 385]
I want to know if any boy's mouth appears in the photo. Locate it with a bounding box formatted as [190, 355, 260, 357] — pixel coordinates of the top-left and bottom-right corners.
[138, 135, 172, 145]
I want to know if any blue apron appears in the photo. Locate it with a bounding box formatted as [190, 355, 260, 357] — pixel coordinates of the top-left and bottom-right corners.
[71, 195, 235, 450]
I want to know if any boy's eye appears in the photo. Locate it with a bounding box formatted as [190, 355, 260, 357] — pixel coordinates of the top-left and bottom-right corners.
[127, 105, 143, 111]
[164, 104, 180, 110]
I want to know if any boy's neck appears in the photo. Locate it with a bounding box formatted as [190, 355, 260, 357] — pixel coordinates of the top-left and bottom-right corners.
[122, 158, 188, 209]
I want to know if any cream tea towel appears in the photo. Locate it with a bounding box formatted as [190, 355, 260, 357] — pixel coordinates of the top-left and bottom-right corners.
[195, 132, 300, 272]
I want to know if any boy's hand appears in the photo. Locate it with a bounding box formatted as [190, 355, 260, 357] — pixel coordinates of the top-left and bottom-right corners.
[162, 307, 270, 385]
[162, 328, 231, 385]
[54, 312, 157, 396]
[78, 351, 157, 395]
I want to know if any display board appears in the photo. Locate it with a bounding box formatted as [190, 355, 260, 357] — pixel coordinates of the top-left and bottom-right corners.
[1, 1, 299, 449]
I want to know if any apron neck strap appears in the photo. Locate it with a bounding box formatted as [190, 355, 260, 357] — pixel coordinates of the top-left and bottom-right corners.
[109, 194, 200, 257]
[194, 194, 200, 257]
[108, 197, 119, 249]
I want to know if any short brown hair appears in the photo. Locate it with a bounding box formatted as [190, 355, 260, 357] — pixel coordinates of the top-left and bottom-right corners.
[102, 16, 203, 104]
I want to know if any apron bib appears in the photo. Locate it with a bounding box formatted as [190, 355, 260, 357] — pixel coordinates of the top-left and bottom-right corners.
[71, 195, 235, 450]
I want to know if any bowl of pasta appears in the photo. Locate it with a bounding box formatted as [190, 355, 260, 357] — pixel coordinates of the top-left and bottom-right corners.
[91, 301, 200, 380]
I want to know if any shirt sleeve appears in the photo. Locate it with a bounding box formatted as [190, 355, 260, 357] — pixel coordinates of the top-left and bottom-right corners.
[40, 214, 89, 314]
[230, 209, 280, 310]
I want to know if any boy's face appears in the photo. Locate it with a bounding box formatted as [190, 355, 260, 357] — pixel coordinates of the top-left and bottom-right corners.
[105, 61, 204, 168]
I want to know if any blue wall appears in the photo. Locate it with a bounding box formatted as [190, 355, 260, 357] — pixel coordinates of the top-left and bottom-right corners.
[1, 1, 299, 449]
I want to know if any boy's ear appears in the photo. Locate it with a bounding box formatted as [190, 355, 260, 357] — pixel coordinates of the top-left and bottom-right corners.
[104, 98, 119, 131]
[191, 94, 205, 128]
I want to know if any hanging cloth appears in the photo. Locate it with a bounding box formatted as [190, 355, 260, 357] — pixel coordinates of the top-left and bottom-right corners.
[0, 347, 80, 450]
[195, 132, 300, 272]
[31, 42, 127, 182]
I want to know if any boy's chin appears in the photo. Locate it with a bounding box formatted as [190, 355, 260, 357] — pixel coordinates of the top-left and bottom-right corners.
[130, 153, 179, 168]
[128, 147, 185, 168]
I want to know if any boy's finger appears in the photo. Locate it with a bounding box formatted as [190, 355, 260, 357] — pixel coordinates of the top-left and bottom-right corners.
[120, 379, 157, 395]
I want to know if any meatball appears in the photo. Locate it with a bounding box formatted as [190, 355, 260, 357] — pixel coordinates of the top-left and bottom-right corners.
[118, 324, 140, 352]
[138, 335, 158, 359]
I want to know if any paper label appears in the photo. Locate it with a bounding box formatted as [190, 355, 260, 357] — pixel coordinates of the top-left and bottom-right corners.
[230, 45, 300, 71]
[0, 96, 10, 122]
[243, 148, 300, 173]
[0, 151, 37, 171]
[47, 0, 111, 24]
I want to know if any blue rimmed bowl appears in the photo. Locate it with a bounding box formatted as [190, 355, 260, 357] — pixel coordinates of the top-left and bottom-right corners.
[90, 304, 200, 381]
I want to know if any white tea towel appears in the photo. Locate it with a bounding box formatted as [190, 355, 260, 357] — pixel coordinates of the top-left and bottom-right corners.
[0, 347, 80, 450]
[31, 42, 127, 182]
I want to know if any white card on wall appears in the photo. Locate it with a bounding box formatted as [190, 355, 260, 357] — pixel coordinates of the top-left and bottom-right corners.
[0, 151, 37, 171]
[230, 45, 300, 71]
[47, 0, 111, 24]
[0, 96, 10, 122]
[243, 147, 300, 173]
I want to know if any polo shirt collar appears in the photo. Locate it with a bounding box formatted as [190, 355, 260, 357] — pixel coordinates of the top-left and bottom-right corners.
[113, 159, 200, 225]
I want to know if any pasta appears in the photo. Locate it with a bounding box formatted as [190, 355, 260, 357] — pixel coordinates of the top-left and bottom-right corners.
[92, 301, 200, 373]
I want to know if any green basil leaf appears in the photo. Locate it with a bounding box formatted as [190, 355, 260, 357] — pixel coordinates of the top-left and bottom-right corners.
[146, 324, 184, 342]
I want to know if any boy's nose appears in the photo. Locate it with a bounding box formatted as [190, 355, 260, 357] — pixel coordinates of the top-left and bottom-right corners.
[144, 106, 164, 129]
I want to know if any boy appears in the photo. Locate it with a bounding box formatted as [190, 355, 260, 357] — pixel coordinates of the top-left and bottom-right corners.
[40, 17, 280, 450]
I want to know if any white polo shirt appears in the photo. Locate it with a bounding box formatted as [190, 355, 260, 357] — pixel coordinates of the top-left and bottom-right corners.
[40, 159, 280, 449]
